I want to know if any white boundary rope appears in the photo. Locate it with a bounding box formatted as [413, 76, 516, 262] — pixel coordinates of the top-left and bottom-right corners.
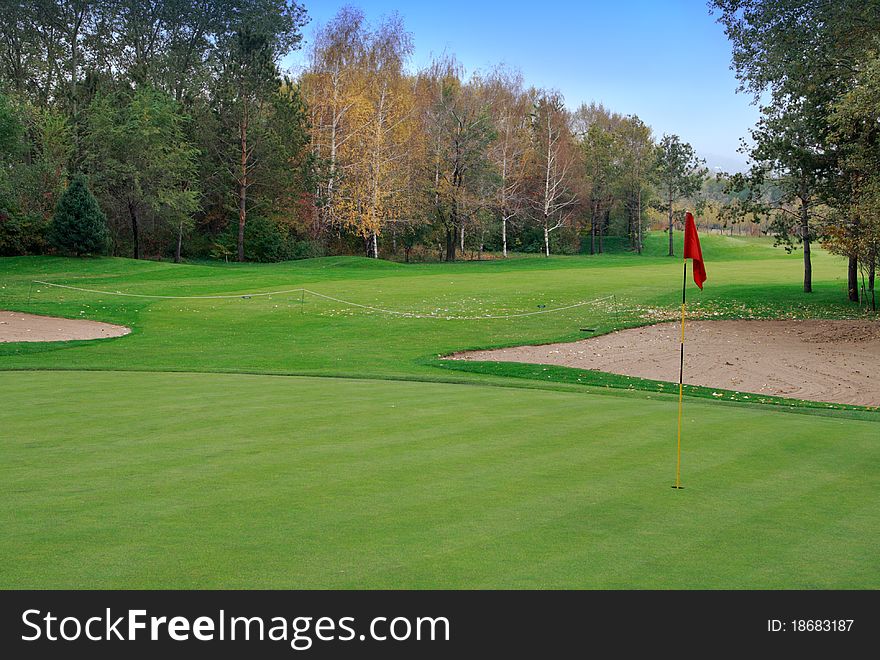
[304, 290, 613, 319]
[32, 280, 613, 321]
[31, 280, 302, 300]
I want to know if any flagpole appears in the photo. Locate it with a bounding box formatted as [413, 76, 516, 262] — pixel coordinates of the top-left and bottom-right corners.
[673, 257, 687, 490]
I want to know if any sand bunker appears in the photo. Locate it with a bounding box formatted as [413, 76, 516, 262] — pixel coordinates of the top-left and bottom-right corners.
[451, 319, 880, 407]
[0, 311, 130, 342]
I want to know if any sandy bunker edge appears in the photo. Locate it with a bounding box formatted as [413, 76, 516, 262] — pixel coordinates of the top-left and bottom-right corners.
[447, 319, 880, 407]
[0, 310, 131, 342]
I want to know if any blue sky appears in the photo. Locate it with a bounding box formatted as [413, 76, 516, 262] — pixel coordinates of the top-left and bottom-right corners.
[285, 0, 758, 171]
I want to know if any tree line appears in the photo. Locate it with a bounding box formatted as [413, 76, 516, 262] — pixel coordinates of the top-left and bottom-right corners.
[299, 7, 716, 261]
[712, 0, 880, 306]
[0, 0, 311, 263]
[0, 1, 710, 265]
[0, 1, 877, 307]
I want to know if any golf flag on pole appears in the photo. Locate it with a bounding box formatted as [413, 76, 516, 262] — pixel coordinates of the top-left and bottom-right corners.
[673, 212, 706, 490]
[684, 212, 707, 289]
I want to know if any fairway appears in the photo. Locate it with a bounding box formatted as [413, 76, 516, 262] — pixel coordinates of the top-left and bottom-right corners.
[0, 235, 865, 381]
[1, 235, 878, 588]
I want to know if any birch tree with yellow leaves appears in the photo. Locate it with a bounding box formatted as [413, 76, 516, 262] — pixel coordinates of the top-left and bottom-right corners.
[335, 15, 414, 257]
[304, 10, 415, 257]
[482, 67, 532, 257]
[302, 7, 368, 232]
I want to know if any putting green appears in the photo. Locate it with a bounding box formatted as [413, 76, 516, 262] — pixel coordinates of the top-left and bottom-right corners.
[2, 370, 877, 589]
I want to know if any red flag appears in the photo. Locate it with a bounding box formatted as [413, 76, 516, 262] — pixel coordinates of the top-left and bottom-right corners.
[683, 212, 706, 290]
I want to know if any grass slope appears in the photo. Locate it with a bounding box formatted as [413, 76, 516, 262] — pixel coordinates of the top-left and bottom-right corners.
[0, 235, 866, 388]
[2, 371, 877, 589]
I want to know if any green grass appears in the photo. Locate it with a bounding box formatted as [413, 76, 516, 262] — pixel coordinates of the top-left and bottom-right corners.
[1, 233, 878, 588]
[3, 370, 878, 589]
[0, 234, 866, 382]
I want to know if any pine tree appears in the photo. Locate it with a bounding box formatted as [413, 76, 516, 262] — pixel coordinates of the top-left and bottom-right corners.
[49, 175, 108, 256]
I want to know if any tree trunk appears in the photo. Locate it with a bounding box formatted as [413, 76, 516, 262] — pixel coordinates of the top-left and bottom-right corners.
[328, 109, 337, 207]
[369, 87, 385, 260]
[869, 257, 876, 311]
[129, 202, 140, 260]
[460, 222, 465, 255]
[175, 221, 183, 264]
[801, 206, 812, 293]
[598, 209, 606, 254]
[502, 217, 508, 258]
[445, 227, 456, 262]
[628, 197, 635, 251]
[542, 111, 553, 259]
[868, 255, 875, 292]
[69, 9, 84, 164]
[667, 191, 674, 256]
[237, 114, 248, 263]
[590, 202, 596, 255]
[636, 185, 642, 254]
[237, 180, 246, 262]
[800, 196, 812, 293]
[848, 256, 859, 302]
[324, 71, 340, 229]
[446, 196, 459, 262]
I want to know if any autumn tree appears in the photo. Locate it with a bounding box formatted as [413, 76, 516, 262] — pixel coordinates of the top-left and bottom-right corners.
[530, 92, 577, 257]
[302, 7, 368, 234]
[335, 14, 414, 258]
[4, 2, 803, 264]
[422, 58, 495, 261]
[483, 66, 531, 257]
